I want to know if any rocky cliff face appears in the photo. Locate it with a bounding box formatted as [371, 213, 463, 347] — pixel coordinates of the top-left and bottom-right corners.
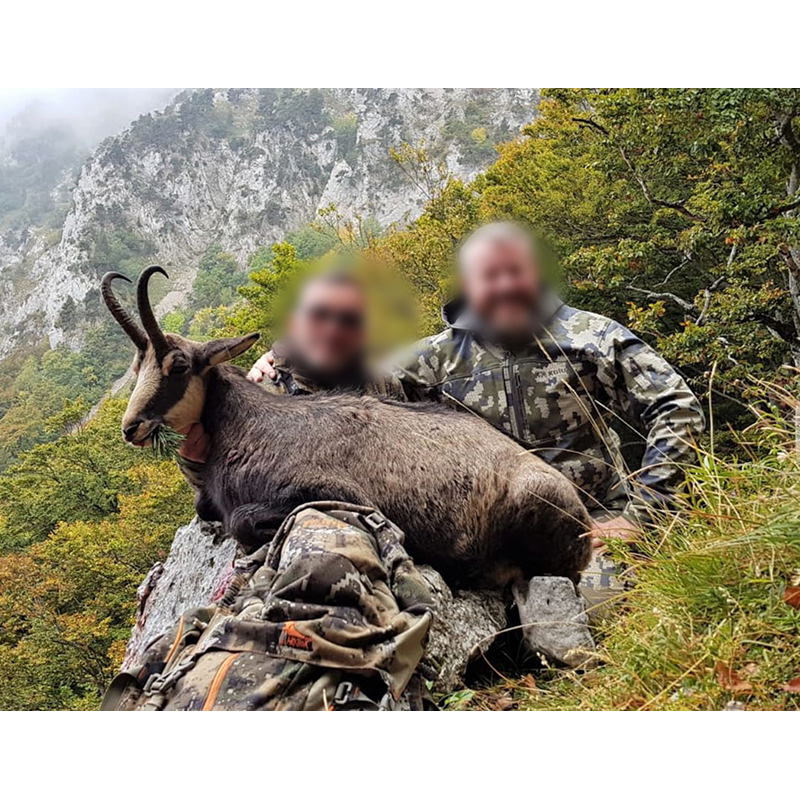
[0, 88, 539, 359]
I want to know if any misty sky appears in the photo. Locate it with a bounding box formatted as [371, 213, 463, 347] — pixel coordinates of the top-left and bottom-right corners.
[0, 89, 179, 146]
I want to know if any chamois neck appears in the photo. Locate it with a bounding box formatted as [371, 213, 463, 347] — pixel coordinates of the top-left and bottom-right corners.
[200, 363, 278, 436]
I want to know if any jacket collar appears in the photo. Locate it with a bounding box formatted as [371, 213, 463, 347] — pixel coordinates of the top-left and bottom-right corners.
[441, 290, 565, 333]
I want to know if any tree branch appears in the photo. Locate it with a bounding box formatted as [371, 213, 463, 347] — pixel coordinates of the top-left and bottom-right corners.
[626, 286, 699, 314]
[572, 117, 610, 136]
[695, 255, 733, 326]
[779, 244, 800, 280]
[616, 146, 705, 222]
[655, 256, 692, 286]
[752, 313, 800, 345]
[573, 116, 704, 222]
[766, 194, 800, 218]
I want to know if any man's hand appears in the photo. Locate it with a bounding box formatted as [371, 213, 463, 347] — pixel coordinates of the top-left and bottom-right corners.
[591, 515, 640, 549]
[178, 422, 210, 463]
[247, 351, 277, 383]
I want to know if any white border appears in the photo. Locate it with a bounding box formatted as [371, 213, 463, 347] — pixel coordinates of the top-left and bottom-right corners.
[0, 710, 793, 795]
[1, 2, 794, 88]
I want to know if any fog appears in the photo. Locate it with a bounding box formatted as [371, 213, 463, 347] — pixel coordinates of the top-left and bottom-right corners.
[0, 89, 180, 147]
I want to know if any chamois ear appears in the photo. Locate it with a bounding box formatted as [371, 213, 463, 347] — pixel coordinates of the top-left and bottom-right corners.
[201, 333, 261, 370]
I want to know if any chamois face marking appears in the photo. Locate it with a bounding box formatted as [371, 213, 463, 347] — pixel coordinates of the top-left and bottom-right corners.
[122, 334, 203, 446]
[101, 267, 259, 448]
[121, 332, 260, 447]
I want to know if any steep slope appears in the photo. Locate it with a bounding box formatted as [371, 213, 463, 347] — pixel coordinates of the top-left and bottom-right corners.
[0, 88, 539, 359]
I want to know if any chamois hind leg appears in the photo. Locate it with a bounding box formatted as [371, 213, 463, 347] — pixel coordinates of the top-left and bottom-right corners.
[507, 467, 593, 584]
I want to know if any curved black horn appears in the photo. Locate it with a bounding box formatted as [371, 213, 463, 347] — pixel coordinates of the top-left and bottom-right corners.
[137, 265, 170, 358]
[101, 272, 148, 351]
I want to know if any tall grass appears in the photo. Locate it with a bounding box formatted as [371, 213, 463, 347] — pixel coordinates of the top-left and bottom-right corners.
[464, 413, 800, 711]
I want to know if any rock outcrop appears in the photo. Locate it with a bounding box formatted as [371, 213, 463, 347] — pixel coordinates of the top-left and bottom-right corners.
[121, 517, 235, 671]
[418, 565, 507, 693]
[123, 516, 510, 693]
[1, 88, 539, 359]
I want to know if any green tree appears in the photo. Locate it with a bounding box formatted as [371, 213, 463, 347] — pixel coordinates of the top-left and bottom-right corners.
[477, 90, 800, 424]
[0, 458, 192, 709]
[0, 399, 139, 550]
[191, 245, 247, 308]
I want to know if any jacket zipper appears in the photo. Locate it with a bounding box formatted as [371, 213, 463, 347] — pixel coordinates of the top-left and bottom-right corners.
[502, 353, 526, 441]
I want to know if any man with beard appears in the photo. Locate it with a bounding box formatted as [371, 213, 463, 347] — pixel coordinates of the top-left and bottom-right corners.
[389, 221, 705, 609]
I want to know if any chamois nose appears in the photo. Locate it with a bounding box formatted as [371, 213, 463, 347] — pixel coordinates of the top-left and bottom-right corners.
[123, 421, 142, 442]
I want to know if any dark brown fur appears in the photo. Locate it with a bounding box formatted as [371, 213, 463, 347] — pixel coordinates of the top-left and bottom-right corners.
[196, 365, 592, 586]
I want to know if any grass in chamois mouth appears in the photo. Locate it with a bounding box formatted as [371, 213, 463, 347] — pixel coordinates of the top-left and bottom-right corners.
[150, 425, 185, 460]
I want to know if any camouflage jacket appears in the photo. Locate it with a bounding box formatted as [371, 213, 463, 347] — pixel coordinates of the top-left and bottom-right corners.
[392, 294, 705, 523]
[264, 344, 406, 399]
[102, 503, 435, 710]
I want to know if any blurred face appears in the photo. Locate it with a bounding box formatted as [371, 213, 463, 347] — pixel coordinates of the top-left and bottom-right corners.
[288, 279, 366, 377]
[460, 236, 541, 341]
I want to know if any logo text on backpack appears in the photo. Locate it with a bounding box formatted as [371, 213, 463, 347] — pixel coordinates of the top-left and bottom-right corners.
[279, 621, 314, 652]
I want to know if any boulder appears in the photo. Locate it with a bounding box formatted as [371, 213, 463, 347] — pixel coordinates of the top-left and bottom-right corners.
[122, 517, 236, 670]
[512, 576, 596, 668]
[418, 566, 508, 693]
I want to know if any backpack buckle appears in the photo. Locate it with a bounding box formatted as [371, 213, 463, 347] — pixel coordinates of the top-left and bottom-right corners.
[143, 672, 162, 694]
[333, 681, 357, 705]
[363, 512, 386, 532]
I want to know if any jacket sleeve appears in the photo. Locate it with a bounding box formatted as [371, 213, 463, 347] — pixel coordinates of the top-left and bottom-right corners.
[390, 336, 444, 402]
[597, 320, 705, 523]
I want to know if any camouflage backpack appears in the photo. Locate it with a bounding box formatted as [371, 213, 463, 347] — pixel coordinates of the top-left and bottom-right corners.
[102, 502, 436, 711]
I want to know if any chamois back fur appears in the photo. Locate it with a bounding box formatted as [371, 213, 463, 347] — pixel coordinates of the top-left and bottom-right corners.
[196, 365, 592, 585]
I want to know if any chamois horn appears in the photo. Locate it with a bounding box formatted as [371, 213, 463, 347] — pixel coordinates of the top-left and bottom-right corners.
[137, 265, 170, 358]
[101, 272, 148, 351]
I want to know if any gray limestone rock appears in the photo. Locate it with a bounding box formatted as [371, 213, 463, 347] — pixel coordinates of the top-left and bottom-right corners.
[121, 517, 236, 670]
[121, 520, 592, 692]
[418, 565, 508, 693]
[512, 576, 596, 668]
[123, 529, 509, 694]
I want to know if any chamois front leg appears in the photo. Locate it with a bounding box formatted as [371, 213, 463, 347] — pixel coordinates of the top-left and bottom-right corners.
[195, 490, 223, 524]
[226, 502, 289, 552]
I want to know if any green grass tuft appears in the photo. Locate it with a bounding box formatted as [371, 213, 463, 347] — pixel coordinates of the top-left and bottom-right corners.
[461, 423, 800, 711]
[150, 425, 185, 460]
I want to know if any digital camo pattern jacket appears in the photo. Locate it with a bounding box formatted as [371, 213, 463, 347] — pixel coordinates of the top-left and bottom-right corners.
[393, 294, 705, 524]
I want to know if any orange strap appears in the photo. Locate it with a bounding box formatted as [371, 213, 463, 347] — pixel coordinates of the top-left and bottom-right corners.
[163, 618, 185, 666]
[201, 653, 239, 711]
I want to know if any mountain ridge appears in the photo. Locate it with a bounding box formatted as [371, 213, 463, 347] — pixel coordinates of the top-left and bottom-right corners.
[0, 88, 539, 360]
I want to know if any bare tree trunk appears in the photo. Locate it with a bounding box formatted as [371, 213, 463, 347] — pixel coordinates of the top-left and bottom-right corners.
[776, 113, 800, 447]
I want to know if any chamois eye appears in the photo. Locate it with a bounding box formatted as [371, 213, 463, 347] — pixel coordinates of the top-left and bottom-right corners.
[171, 360, 190, 374]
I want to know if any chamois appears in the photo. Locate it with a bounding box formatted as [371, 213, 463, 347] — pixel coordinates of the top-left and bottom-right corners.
[102, 267, 592, 586]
